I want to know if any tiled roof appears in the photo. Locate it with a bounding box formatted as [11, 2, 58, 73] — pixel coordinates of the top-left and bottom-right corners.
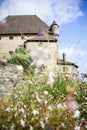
[57, 59, 78, 68]
[0, 15, 52, 35]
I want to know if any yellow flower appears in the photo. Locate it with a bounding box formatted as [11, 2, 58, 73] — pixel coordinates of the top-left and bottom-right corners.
[23, 86, 28, 91]
[66, 85, 75, 94]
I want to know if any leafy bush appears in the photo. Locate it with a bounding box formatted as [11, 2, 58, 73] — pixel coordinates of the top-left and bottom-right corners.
[7, 47, 35, 75]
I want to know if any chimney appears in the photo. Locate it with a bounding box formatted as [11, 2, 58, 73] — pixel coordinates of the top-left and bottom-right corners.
[63, 53, 66, 61]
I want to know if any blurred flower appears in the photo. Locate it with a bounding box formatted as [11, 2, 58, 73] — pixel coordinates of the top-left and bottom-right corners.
[48, 106, 52, 110]
[61, 123, 65, 128]
[0, 19, 6, 27]
[43, 54, 50, 60]
[66, 85, 75, 94]
[5, 107, 11, 112]
[0, 88, 3, 93]
[74, 126, 80, 130]
[28, 80, 33, 85]
[57, 103, 64, 109]
[45, 117, 49, 122]
[66, 100, 78, 112]
[36, 95, 41, 102]
[35, 91, 41, 102]
[73, 110, 80, 118]
[32, 110, 39, 115]
[10, 123, 14, 130]
[20, 119, 25, 127]
[82, 120, 87, 125]
[40, 121, 45, 128]
[44, 100, 48, 105]
[30, 46, 50, 67]
[44, 91, 48, 95]
[16, 65, 23, 71]
[0, 61, 7, 66]
[30, 125, 33, 130]
[66, 94, 73, 101]
[47, 71, 55, 87]
[19, 108, 25, 114]
[38, 32, 44, 36]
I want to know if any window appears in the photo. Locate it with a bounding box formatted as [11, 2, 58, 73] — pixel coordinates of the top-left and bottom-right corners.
[9, 36, 13, 40]
[63, 66, 68, 72]
[21, 36, 24, 39]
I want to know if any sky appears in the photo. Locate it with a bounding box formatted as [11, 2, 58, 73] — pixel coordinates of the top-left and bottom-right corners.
[0, 0, 87, 75]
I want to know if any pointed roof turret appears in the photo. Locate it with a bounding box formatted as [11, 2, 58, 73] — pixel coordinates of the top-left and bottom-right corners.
[52, 20, 59, 26]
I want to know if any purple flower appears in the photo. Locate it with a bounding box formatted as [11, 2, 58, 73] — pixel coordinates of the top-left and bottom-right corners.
[0, 88, 3, 93]
[38, 32, 43, 36]
[0, 61, 7, 66]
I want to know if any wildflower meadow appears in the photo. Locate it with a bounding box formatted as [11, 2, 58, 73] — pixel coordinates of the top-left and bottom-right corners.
[0, 47, 87, 130]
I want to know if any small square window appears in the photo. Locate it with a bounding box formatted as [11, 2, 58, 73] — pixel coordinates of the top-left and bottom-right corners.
[63, 66, 68, 72]
[21, 36, 24, 39]
[9, 36, 13, 40]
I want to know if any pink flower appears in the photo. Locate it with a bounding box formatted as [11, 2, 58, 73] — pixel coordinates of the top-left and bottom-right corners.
[0, 88, 3, 93]
[66, 100, 78, 112]
[82, 120, 87, 124]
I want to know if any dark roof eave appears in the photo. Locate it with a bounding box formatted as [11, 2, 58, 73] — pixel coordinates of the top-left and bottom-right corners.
[57, 60, 78, 68]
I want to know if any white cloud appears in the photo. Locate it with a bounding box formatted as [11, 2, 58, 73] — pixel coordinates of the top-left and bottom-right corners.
[0, 0, 84, 25]
[50, 0, 84, 25]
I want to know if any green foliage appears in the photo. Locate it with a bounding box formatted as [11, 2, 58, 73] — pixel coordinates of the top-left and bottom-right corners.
[76, 82, 87, 120]
[7, 47, 35, 75]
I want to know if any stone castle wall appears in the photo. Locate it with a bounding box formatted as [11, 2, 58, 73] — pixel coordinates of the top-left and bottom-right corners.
[0, 36, 24, 53]
[0, 63, 24, 88]
[0, 35, 59, 72]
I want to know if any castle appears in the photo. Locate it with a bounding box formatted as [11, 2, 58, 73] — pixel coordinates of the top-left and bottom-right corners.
[0, 15, 78, 80]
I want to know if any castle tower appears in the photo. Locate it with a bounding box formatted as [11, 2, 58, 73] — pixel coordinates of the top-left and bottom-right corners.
[50, 20, 59, 38]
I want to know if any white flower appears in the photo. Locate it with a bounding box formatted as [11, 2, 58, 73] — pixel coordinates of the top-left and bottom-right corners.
[44, 100, 48, 105]
[44, 91, 48, 95]
[5, 107, 10, 112]
[47, 71, 55, 87]
[73, 110, 80, 118]
[36, 95, 41, 102]
[49, 71, 55, 80]
[57, 103, 64, 109]
[30, 125, 33, 130]
[10, 123, 14, 130]
[28, 80, 33, 84]
[35, 91, 41, 102]
[61, 123, 65, 128]
[19, 108, 25, 114]
[16, 65, 23, 71]
[32, 110, 39, 115]
[45, 117, 49, 122]
[40, 121, 45, 128]
[74, 126, 80, 130]
[20, 119, 25, 127]
[48, 106, 52, 110]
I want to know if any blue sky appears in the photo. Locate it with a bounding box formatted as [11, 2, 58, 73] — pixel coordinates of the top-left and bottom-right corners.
[0, 0, 87, 74]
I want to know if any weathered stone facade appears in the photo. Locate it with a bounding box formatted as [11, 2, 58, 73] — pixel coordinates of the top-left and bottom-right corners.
[0, 63, 24, 88]
[56, 64, 78, 80]
[0, 36, 24, 53]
